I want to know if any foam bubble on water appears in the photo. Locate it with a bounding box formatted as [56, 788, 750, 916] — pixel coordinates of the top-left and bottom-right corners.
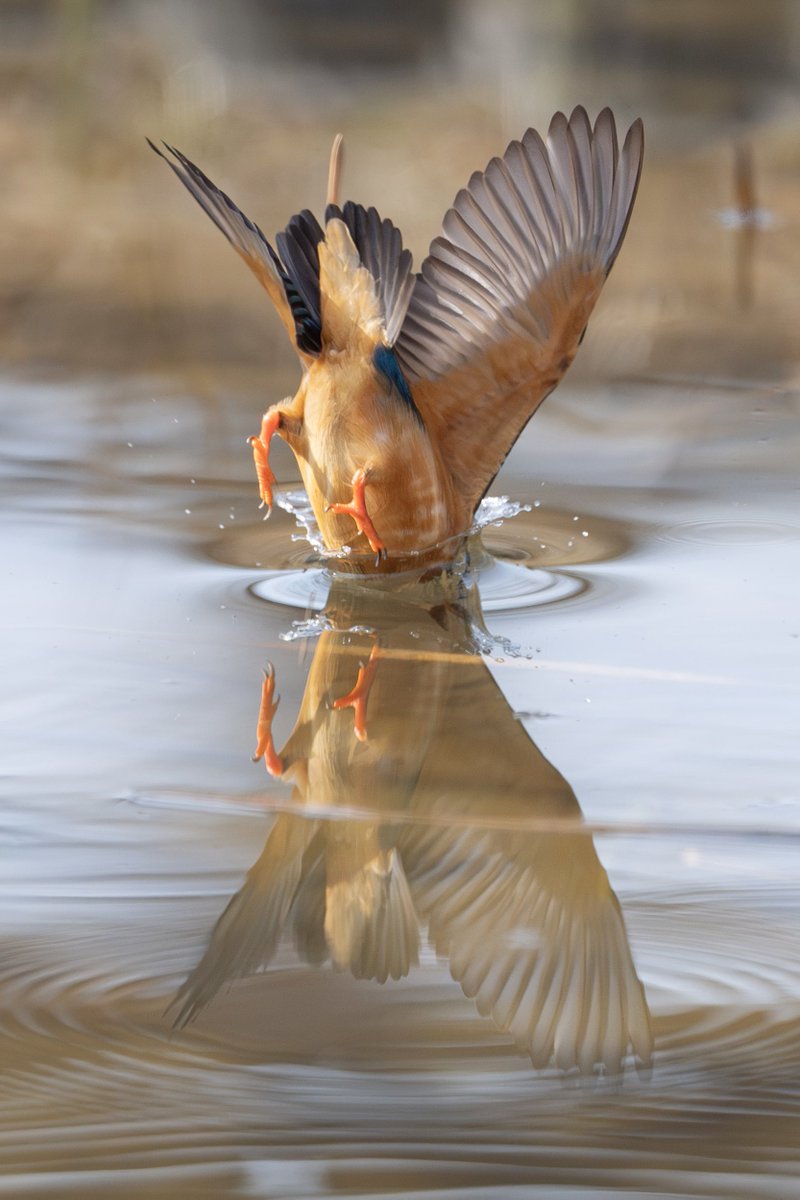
[278, 613, 377, 644]
[279, 612, 333, 642]
[469, 622, 530, 661]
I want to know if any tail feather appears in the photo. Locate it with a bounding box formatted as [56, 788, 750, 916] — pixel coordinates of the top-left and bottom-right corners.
[325, 847, 419, 983]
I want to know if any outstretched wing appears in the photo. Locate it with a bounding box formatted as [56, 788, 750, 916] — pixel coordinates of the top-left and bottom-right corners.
[148, 140, 324, 358]
[151, 139, 417, 370]
[394, 107, 644, 514]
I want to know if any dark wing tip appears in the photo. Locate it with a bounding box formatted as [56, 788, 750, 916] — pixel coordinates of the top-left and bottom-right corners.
[148, 138, 324, 357]
[626, 116, 645, 151]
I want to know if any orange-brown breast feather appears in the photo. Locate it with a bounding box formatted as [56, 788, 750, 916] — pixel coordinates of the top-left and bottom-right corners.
[395, 107, 644, 519]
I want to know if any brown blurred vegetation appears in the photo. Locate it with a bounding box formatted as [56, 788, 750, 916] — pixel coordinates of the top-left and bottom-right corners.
[0, 0, 798, 390]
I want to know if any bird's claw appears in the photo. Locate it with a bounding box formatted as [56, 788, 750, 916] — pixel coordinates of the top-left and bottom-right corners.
[248, 410, 282, 515]
[326, 467, 387, 564]
[331, 643, 380, 742]
[252, 663, 283, 776]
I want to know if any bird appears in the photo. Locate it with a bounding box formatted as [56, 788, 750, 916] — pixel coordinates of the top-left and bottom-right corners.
[169, 572, 652, 1075]
[149, 107, 643, 568]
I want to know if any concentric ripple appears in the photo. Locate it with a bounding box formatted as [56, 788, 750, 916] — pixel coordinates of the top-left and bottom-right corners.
[208, 490, 631, 572]
[658, 520, 800, 546]
[238, 493, 609, 618]
[249, 558, 584, 616]
[2, 868, 799, 1193]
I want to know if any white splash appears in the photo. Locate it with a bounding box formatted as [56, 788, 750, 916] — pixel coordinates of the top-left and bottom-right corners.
[275, 490, 351, 560]
[473, 495, 532, 530]
[276, 490, 530, 561]
[469, 622, 531, 662]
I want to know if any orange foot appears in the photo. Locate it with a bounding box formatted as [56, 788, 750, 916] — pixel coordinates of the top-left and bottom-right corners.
[252, 663, 283, 777]
[247, 409, 282, 516]
[326, 468, 387, 565]
[331, 643, 380, 742]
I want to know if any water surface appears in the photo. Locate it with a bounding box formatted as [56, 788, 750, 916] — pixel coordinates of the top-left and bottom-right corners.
[2, 370, 799, 1198]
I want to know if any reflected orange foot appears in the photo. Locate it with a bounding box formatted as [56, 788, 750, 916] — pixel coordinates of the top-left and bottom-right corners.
[247, 409, 282, 516]
[252, 663, 283, 776]
[326, 467, 387, 565]
[331, 643, 380, 742]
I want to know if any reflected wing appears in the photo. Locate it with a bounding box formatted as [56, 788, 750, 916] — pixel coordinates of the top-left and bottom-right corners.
[395, 107, 644, 513]
[149, 140, 323, 357]
[169, 815, 322, 1028]
[403, 822, 652, 1073]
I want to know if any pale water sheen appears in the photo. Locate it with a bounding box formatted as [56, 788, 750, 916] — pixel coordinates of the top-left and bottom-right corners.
[2, 372, 799, 1198]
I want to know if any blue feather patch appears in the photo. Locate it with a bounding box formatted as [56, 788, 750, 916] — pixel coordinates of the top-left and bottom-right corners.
[373, 344, 422, 423]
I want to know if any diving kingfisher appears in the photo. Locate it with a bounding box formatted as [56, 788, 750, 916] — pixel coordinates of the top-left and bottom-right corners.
[150, 108, 643, 567]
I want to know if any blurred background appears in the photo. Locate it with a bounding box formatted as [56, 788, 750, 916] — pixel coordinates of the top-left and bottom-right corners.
[2, 0, 799, 391]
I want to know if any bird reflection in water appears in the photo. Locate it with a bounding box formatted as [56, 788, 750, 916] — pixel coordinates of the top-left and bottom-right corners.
[172, 559, 652, 1076]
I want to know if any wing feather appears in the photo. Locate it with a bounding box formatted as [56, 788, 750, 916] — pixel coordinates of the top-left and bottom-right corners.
[395, 107, 644, 517]
[149, 140, 324, 357]
[275, 209, 325, 331]
[404, 822, 652, 1072]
